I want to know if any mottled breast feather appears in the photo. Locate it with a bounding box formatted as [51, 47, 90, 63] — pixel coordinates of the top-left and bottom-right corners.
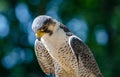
[35, 39, 54, 75]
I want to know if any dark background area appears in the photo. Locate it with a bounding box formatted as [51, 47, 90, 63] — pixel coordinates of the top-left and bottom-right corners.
[0, 0, 120, 77]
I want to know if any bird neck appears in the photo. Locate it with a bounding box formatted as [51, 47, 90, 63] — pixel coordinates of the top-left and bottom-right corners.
[41, 28, 67, 49]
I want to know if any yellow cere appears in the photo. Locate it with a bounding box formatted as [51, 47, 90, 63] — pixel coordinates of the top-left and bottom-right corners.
[35, 31, 45, 38]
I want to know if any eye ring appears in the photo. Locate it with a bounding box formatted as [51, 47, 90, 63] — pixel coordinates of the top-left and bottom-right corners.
[40, 26, 47, 32]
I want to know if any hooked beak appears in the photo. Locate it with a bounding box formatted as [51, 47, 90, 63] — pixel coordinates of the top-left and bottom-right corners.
[35, 31, 45, 39]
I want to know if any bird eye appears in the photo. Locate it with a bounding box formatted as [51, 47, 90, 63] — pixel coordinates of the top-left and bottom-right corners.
[40, 26, 47, 32]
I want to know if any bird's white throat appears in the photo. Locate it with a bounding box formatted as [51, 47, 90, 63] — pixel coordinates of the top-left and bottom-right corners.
[41, 28, 67, 52]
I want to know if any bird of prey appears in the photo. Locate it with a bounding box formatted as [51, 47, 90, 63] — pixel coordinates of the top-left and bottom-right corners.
[32, 15, 103, 77]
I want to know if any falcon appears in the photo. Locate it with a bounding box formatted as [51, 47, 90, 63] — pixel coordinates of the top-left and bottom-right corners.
[32, 15, 103, 77]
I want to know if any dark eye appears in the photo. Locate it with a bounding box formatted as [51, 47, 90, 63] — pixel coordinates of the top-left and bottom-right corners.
[40, 26, 47, 32]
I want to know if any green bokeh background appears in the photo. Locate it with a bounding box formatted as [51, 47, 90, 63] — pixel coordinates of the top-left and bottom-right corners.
[0, 0, 120, 77]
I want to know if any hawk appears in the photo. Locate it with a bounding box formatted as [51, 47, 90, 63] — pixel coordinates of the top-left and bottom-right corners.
[32, 15, 103, 77]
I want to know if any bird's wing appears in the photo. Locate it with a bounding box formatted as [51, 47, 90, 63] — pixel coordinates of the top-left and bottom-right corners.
[35, 39, 54, 75]
[69, 36, 102, 77]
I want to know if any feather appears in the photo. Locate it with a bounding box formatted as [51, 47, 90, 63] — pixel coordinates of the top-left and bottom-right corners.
[35, 39, 54, 75]
[70, 36, 103, 77]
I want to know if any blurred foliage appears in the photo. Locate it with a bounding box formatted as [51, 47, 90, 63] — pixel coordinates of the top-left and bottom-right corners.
[0, 0, 120, 77]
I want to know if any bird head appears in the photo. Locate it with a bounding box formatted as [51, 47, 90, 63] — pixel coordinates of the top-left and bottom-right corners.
[32, 15, 60, 39]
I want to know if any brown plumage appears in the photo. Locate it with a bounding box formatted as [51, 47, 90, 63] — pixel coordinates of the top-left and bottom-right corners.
[32, 15, 103, 77]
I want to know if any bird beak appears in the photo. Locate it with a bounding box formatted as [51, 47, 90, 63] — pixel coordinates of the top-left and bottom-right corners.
[35, 31, 45, 39]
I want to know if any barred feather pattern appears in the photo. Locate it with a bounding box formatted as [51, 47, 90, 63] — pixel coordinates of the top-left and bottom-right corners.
[35, 39, 72, 77]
